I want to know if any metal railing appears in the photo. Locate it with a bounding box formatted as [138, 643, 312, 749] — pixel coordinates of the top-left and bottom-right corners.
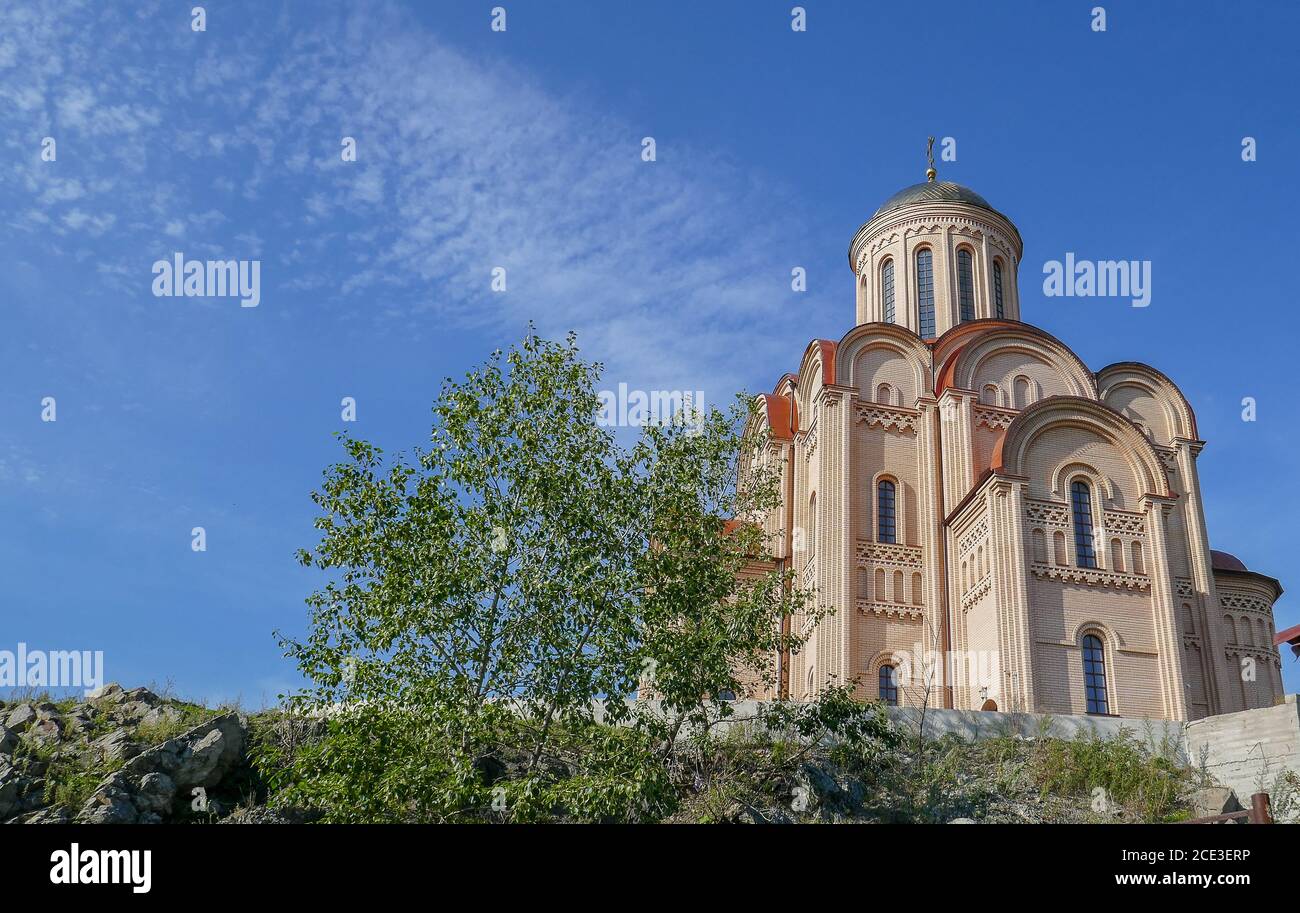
[1177, 792, 1273, 824]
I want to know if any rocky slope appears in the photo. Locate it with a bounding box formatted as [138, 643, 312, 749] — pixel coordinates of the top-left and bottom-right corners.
[3, 684, 1286, 824]
[1, 684, 262, 824]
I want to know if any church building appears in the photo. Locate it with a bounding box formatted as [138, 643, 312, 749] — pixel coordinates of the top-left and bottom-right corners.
[746, 159, 1285, 721]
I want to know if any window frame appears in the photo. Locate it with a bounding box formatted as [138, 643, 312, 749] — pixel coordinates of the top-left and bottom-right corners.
[993, 258, 1005, 319]
[876, 478, 898, 544]
[1070, 479, 1098, 568]
[881, 258, 895, 324]
[915, 247, 936, 338]
[879, 664, 899, 706]
[1081, 633, 1110, 715]
[956, 246, 976, 322]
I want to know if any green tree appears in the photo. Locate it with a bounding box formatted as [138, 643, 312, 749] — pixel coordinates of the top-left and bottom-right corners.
[266, 331, 818, 822]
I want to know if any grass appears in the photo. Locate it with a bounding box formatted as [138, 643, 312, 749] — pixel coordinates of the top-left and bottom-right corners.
[2, 683, 232, 818]
[43, 756, 125, 810]
[974, 728, 1199, 822]
[132, 704, 212, 746]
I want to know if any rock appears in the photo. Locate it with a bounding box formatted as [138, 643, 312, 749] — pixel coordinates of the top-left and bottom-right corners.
[140, 705, 182, 729]
[17, 806, 71, 824]
[220, 806, 289, 824]
[174, 729, 228, 787]
[23, 718, 62, 746]
[0, 726, 16, 754]
[123, 688, 161, 707]
[90, 729, 141, 763]
[80, 784, 139, 824]
[170, 716, 245, 788]
[1189, 786, 1242, 818]
[134, 773, 176, 815]
[114, 701, 155, 723]
[3, 704, 36, 733]
[90, 683, 127, 703]
[0, 765, 22, 819]
[948, 817, 977, 824]
[75, 712, 247, 823]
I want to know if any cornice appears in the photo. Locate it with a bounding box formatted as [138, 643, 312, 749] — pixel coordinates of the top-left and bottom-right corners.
[849, 202, 1023, 273]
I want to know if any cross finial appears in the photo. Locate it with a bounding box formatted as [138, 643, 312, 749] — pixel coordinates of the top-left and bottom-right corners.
[926, 136, 937, 182]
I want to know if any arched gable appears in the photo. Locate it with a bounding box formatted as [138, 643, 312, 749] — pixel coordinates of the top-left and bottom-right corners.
[836, 323, 931, 408]
[751, 393, 794, 442]
[936, 325, 1097, 403]
[992, 397, 1170, 504]
[1096, 363, 1198, 444]
[796, 339, 837, 421]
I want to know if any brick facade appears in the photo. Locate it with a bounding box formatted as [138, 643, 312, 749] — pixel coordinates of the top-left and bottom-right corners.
[745, 175, 1285, 721]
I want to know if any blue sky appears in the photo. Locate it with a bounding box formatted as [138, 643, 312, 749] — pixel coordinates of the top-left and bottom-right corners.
[1, 0, 1296, 704]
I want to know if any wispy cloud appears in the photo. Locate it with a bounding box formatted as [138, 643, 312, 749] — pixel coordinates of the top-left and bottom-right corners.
[0, 0, 826, 399]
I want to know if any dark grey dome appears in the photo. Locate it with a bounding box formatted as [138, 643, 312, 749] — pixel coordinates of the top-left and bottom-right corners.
[872, 180, 997, 218]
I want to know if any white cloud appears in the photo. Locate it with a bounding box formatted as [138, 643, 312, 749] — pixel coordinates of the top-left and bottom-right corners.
[0, 0, 832, 400]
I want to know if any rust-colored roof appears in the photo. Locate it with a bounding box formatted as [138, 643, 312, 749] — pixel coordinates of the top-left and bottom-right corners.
[759, 393, 794, 441]
[1210, 549, 1249, 573]
[1275, 623, 1300, 648]
[989, 427, 1009, 473]
[935, 342, 968, 397]
[812, 339, 837, 386]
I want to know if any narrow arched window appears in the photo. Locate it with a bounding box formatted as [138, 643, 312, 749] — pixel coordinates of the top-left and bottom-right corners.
[807, 493, 817, 560]
[911, 572, 923, 606]
[1013, 375, 1032, 408]
[879, 664, 899, 706]
[957, 248, 975, 322]
[993, 260, 1005, 319]
[1082, 634, 1109, 714]
[893, 570, 904, 604]
[915, 249, 935, 337]
[876, 383, 893, 405]
[881, 259, 895, 324]
[877, 479, 897, 544]
[1070, 480, 1097, 568]
[1110, 538, 1124, 572]
[1130, 540, 1144, 575]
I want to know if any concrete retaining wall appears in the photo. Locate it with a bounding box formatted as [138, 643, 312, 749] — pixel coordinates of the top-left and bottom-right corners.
[624, 696, 1300, 801]
[887, 705, 1186, 754]
[620, 699, 1187, 757]
[1184, 694, 1300, 803]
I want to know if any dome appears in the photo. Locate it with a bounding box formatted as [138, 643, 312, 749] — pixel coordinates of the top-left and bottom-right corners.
[1210, 549, 1249, 573]
[872, 180, 999, 219]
